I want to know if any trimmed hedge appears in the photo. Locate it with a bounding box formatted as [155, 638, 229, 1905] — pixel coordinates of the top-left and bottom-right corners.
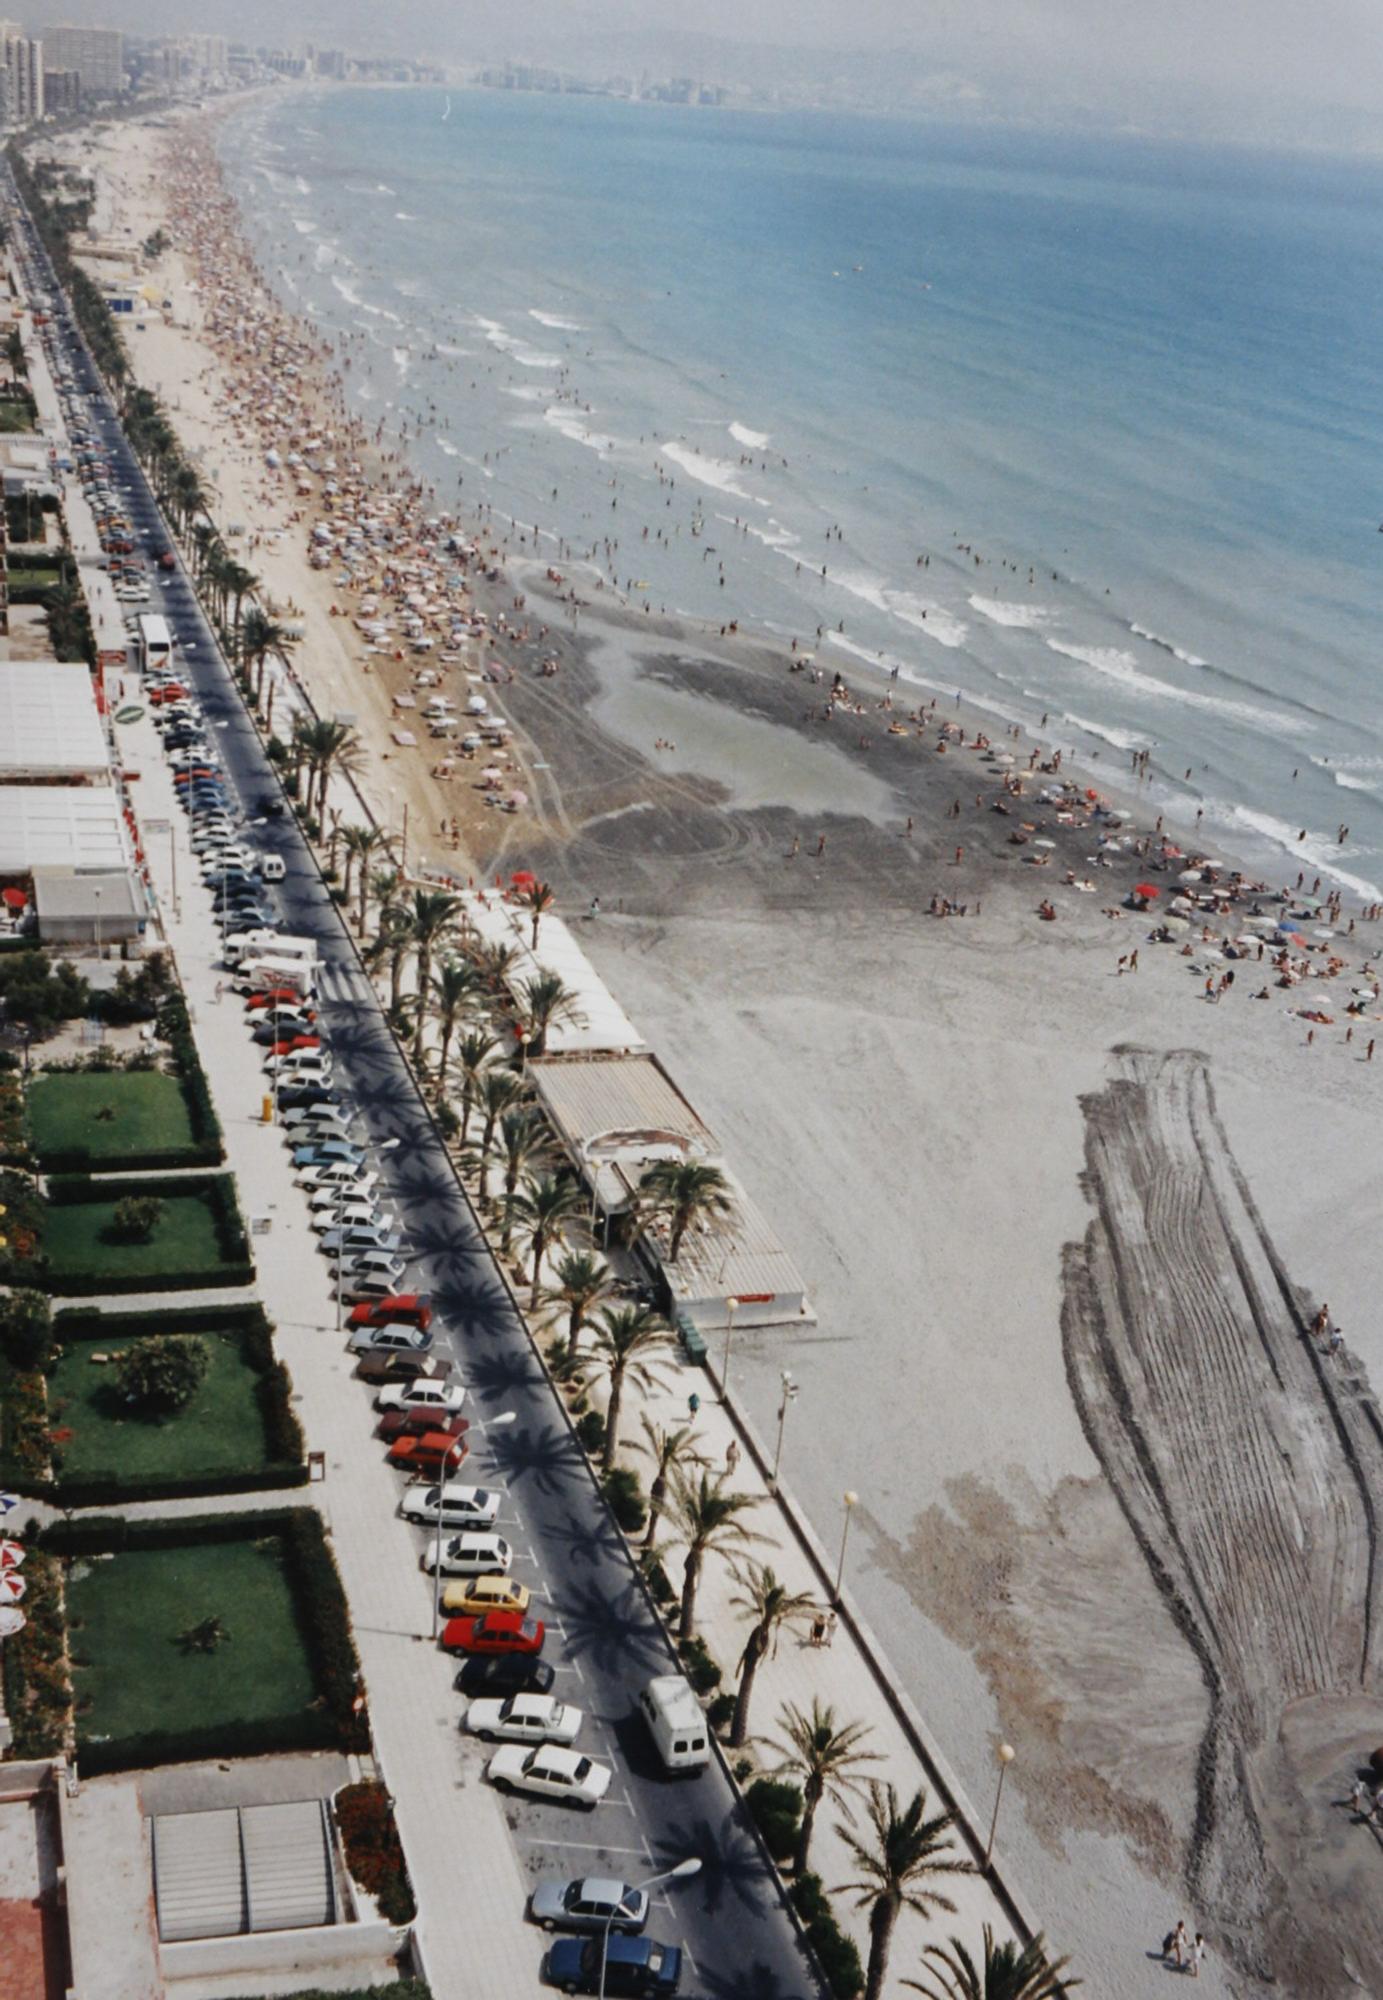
[746, 1776, 803, 1864]
[43, 1506, 368, 1774]
[334, 1780, 416, 1924]
[791, 1873, 865, 2000]
[0, 1548, 70, 1759]
[43, 1171, 253, 1294]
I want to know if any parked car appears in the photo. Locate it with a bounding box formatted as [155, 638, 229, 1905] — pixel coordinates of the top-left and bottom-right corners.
[256, 1017, 318, 1046]
[488, 1744, 610, 1810]
[388, 1432, 468, 1476]
[542, 1935, 681, 1996]
[454, 1653, 555, 1698]
[375, 1375, 463, 1414]
[441, 1610, 544, 1656]
[312, 1201, 391, 1236]
[329, 1252, 406, 1288]
[346, 1321, 431, 1357]
[398, 1482, 498, 1527]
[319, 1226, 404, 1258]
[466, 1693, 582, 1746]
[530, 1877, 650, 1937]
[356, 1349, 451, 1387]
[277, 1082, 337, 1111]
[440, 1574, 529, 1618]
[293, 1140, 365, 1170]
[246, 987, 311, 1011]
[376, 1408, 468, 1446]
[349, 1293, 432, 1332]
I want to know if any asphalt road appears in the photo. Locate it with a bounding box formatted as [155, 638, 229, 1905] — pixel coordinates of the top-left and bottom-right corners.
[16, 201, 821, 2000]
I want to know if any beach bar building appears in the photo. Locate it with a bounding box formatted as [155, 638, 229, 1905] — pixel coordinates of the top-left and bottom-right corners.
[0, 662, 111, 782]
[529, 1051, 813, 1330]
[460, 892, 646, 1056]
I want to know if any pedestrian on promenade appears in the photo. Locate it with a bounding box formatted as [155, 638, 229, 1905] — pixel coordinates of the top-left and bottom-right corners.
[688, 1391, 700, 1419]
[725, 1438, 739, 1476]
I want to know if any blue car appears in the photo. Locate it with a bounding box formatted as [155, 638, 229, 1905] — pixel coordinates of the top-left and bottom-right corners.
[291, 1141, 364, 1169]
[543, 1934, 682, 1996]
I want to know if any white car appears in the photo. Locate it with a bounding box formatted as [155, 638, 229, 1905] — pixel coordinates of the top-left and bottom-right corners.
[311, 1201, 390, 1235]
[399, 1482, 498, 1527]
[376, 1378, 465, 1416]
[307, 1177, 377, 1216]
[486, 1744, 611, 1809]
[422, 1532, 511, 1577]
[465, 1694, 583, 1745]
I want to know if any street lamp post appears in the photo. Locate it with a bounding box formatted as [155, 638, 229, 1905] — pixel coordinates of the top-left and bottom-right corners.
[431, 1409, 516, 1640]
[598, 1858, 702, 2000]
[833, 1490, 859, 1604]
[720, 1296, 739, 1398]
[770, 1369, 797, 1492]
[92, 885, 102, 960]
[984, 1743, 1016, 1868]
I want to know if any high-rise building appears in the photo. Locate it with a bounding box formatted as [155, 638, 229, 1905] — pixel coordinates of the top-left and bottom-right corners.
[44, 23, 122, 100]
[0, 31, 44, 124]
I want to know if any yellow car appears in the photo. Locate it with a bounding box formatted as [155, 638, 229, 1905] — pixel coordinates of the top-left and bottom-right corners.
[441, 1574, 531, 1618]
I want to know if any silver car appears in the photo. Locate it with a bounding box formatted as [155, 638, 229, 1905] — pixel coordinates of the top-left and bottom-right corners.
[529, 1875, 650, 1935]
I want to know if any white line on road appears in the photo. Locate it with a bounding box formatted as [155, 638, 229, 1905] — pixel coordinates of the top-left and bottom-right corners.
[521, 1837, 649, 1857]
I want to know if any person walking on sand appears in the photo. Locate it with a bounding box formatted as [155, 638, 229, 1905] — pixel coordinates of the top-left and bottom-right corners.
[1167, 1920, 1189, 1968]
[816, 834, 827, 857]
[1189, 1934, 1206, 1979]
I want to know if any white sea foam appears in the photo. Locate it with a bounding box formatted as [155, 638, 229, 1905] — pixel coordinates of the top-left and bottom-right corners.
[714, 512, 799, 552]
[830, 572, 968, 648]
[529, 310, 584, 331]
[658, 441, 756, 501]
[544, 408, 618, 455]
[1308, 754, 1383, 797]
[392, 347, 411, 380]
[436, 343, 469, 358]
[1202, 801, 1382, 902]
[330, 274, 362, 306]
[291, 217, 316, 236]
[1045, 639, 1292, 732]
[1130, 622, 1208, 668]
[729, 422, 770, 449]
[969, 595, 1053, 630]
[435, 436, 459, 456]
[330, 274, 403, 325]
[1061, 712, 1149, 753]
[501, 384, 547, 403]
[476, 317, 563, 368]
[294, 175, 312, 195]
[395, 212, 418, 222]
[376, 183, 396, 194]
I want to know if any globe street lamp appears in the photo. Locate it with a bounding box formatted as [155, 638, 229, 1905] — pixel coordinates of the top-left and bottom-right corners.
[985, 1742, 1016, 1868]
[720, 1296, 739, 1398]
[769, 1369, 797, 1492]
[833, 1490, 859, 1604]
[599, 1857, 702, 1999]
[431, 1410, 517, 1640]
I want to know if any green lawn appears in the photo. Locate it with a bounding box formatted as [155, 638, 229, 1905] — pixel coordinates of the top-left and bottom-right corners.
[47, 1330, 271, 1483]
[28, 1071, 194, 1165]
[68, 1537, 317, 1748]
[44, 1190, 225, 1287]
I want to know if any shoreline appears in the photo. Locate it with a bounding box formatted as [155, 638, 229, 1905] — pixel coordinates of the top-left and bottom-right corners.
[47, 101, 1383, 1997]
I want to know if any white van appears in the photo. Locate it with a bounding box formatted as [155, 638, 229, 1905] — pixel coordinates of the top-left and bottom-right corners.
[260, 854, 287, 883]
[247, 933, 317, 970]
[638, 1674, 711, 1774]
[223, 928, 281, 966]
[269, 1051, 332, 1084]
[234, 956, 315, 998]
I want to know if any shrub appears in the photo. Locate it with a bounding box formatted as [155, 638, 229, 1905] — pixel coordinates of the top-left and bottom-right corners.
[575, 1408, 606, 1457]
[0, 1289, 51, 1370]
[111, 1194, 164, 1242]
[334, 1780, 416, 1924]
[0, 1367, 51, 1485]
[0, 1548, 70, 1757]
[0, 950, 90, 1038]
[746, 1776, 803, 1864]
[602, 1466, 647, 1534]
[114, 1333, 210, 1413]
[708, 1692, 737, 1736]
[678, 1633, 722, 1695]
[645, 1558, 675, 1608]
[791, 1873, 865, 1999]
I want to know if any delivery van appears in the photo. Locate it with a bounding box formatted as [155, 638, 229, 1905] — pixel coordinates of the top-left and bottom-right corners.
[233, 956, 315, 998]
[638, 1674, 711, 1774]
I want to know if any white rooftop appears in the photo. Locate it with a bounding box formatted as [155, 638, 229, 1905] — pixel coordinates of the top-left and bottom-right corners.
[0, 663, 110, 778]
[461, 892, 647, 1055]
[0, 785, 130, 872]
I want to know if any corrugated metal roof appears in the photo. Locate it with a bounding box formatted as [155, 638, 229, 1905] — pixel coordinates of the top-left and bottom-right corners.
[462, 894, 646, 1055]
[0, 785, 130, 872]
[152, 1801, 334, 1942]
[530, 1052, 715, 1153]
[661, 1175, 813, 1325]
[0, 663, 110, 777]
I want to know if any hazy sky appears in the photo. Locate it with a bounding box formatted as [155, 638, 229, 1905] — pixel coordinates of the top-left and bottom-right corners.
[22, 0, 1383, 137]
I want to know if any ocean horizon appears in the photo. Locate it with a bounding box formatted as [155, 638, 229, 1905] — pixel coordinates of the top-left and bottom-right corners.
[219, 86, 1383, 900]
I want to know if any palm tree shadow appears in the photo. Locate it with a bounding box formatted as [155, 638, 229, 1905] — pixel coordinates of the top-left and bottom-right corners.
[552, 1580, 667, 1679]
[485, 1419, 585, 1500]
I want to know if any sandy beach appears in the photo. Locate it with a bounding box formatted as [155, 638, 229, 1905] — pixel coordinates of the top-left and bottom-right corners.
[52, 97, 1383, 1996]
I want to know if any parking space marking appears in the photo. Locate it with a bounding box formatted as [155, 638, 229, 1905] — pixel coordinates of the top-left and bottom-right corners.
[520, 1838, 649, 1857]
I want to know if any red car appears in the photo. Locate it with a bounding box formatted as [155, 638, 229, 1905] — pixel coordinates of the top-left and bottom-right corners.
[245, 988, 311, 1011]
[387, 1431, 466, 1475]
[441, 1610, 545, 1656]
[376, 1409, 469, 1446]
[348, 1293, 432, 1333]
[267, 1034, 321, 1059]
[148, 683, 189, 706]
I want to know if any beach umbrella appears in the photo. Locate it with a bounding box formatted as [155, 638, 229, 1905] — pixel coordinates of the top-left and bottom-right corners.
[1, 888, 26, 910]
[0, 1572, 24, 1604]
[0, 1541, 23, 1569]
[0, 1606, 25, 1640]
[1163, 916, 1190, 933]
[1133, 883, 1161, 900]
[1033, 838, 1056, 850]
[0, 1494, 19, 1519]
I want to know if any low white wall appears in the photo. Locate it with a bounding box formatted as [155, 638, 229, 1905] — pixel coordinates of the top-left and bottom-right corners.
[161, 1918, 399, 1981]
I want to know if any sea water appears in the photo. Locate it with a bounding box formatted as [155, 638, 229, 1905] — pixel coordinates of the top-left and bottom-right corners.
[220, 89, 1383, 896]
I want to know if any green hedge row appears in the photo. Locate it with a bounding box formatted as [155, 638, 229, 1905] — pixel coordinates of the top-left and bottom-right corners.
[0, 1548, 69, 1760]
[43, 1507, 369, 1774]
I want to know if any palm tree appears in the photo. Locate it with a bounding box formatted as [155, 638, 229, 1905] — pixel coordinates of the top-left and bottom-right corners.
[450, 1027, 499, 1145]
[837, 1784, 973, 2000]
[225, 562, 259, 651]
[497, 1108, 553, 1252]
[430, 958, 478, 1080]
[510, 1172, 590, 1306]
[906, 1928, 1081, 2000]
[367, 865, 402, 943]
[364, 898, 413, 1015]
[769, 1698, 879, 1877]
[518, 969, 585, 1057]
[662, 1468, 766, 1639]
[638, 1158, 735, 1263]
[728, 1564, 818, 1748]
[632, 1414, 708, 1552]
[476, 1068, 527, 1201]
[308, 719, 366, 822]
[519, 879, 555, 948]
[341, 824, 386, 928]
[575, 1304, 675, 1475]
[472, 938, 520, 996]
[537, 1249, 616, 1355]
[406, 889, 463, 1065]
[242, 605, 296, 706]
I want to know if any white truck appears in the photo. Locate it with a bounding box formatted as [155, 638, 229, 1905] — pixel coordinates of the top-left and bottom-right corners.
[638, 1674, 711, 1774]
